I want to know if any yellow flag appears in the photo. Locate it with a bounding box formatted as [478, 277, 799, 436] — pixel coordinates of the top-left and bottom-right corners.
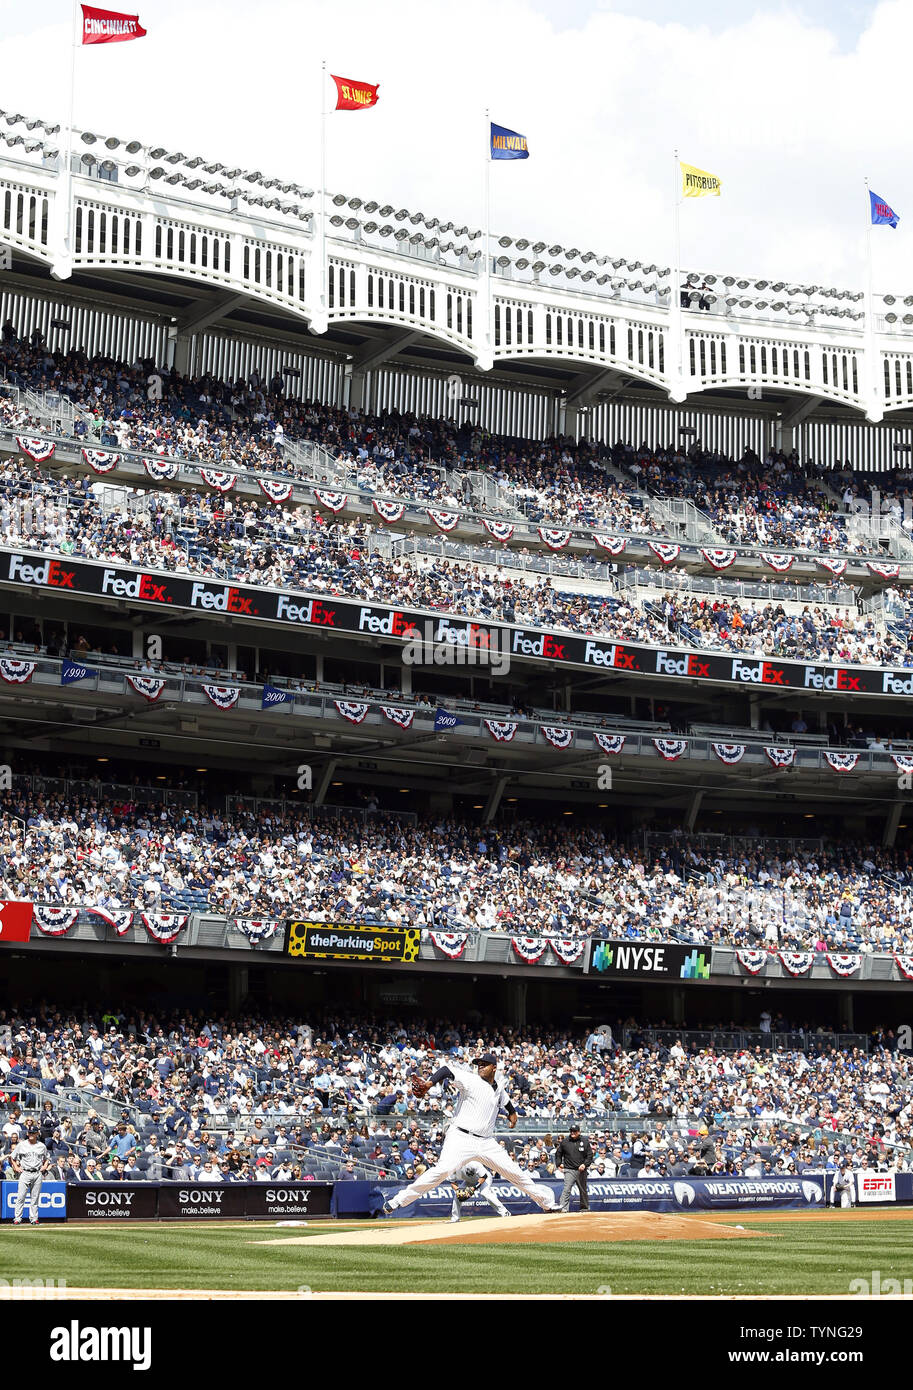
[680, 161, 721, 198]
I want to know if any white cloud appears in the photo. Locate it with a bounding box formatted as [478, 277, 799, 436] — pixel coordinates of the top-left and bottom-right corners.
[0, 0, 909, 291]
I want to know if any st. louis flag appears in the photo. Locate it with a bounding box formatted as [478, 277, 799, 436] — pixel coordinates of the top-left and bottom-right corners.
[870, 190, 899, 228]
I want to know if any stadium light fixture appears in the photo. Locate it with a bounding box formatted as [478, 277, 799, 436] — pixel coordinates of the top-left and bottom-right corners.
[394, 227, 409, 240]
[164, 151, 185, 164]
[884, 295, 896, 306]
[498, 236, 512, 248]
[532, 242, 547, 254]
[515, 256, 529, 270]
[755, 280, 769, 290]
[394, 207, 409, 220]
[515, 238, 530, 250]
[496, 254, 510, 267]
[363, 220, 378, 233]
[80, 131, 97, 145]
[580, 270, 595, 281]
[885, 312, 898, 323]
[348, 197, 362, 209]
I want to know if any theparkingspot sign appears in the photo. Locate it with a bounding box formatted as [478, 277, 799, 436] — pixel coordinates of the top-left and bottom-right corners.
[2, 546, 911, 697]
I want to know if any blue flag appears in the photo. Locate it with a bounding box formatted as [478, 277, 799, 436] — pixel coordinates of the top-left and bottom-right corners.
[261, 684, 292, 709]
[435, 707, 462, 732]
[490, 123, 529, 161]
[61, 661, 95, 685]
[870, 190, 899, 229]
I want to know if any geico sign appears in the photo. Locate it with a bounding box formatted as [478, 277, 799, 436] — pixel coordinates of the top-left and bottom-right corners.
[3, 1189, 65, 1210]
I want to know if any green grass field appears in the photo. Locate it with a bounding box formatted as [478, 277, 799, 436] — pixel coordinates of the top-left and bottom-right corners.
[2, 1215, 912, 1295]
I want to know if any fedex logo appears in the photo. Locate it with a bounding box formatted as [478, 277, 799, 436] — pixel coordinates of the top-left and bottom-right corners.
[189, 583, 255, 615]
[512, 630, 567, 660]
[804, 666, 861, 691]
[731, 658, 786, 685]
[884, 671, 913, 694]
[275, 596, 336, 626]
[358, 607, 420, 637]
[655, 650, 710, 678]
[102, 570, 172, 603]
[583, 642, 637, 669]
[433, 618, 497, 650]
[8, 555, 75, 589]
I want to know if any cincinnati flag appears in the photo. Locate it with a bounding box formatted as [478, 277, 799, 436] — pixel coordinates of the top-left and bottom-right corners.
[82, 5, 146, 43]
[331, 75, 379, 110]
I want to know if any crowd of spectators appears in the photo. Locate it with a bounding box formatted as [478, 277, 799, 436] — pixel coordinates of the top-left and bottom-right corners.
[0, 1008, 909, 1183]
[2, 792, 913, 952]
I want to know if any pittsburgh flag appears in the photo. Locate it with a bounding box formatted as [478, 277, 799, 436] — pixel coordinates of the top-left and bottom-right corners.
[680, 161, 721, 198]
[331, 75, 380, 111]
[81, 5, 146, 43]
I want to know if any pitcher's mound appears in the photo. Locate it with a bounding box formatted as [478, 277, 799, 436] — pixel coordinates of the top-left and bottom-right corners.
[256, 1212, 773, 1248]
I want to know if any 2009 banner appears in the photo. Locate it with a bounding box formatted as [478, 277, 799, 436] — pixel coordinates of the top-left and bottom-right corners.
[0, 545, 909, 698]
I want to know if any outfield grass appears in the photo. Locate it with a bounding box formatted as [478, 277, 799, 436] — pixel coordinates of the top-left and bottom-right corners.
[2, 1217, 913, 1295]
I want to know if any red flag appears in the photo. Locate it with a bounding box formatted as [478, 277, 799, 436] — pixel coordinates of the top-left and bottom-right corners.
[81, 5, 147, 44]
[331, 75, 379, 111]
[0, 901, 32, 943]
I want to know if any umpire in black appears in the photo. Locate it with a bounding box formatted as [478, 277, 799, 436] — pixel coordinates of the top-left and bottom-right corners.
[555, 1122, 594, 1212]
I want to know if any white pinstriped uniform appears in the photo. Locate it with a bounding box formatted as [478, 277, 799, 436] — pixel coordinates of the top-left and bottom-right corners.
[450, 1161, 509, 1221]
[387, 1064, 557, 1213]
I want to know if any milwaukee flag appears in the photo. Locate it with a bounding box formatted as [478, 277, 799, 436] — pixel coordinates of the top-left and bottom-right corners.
[0, 901, 32, 943]
[870, 189, 899, 229]
[491, 123, 529, 160]
[81, 5, 146, 43]
[681, 161, 721, 197]
[331, 75, 380, 110]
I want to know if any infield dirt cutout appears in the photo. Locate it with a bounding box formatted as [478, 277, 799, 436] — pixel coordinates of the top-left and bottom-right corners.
[255, 1210, 775, 1247]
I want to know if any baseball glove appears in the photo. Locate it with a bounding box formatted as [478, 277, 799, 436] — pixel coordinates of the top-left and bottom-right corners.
[452, 1185, 476, 1201]
[411, 1075, 431, 1099]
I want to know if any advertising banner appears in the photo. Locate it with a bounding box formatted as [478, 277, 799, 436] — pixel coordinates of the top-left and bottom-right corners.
[587, 941, 711, 981]
[1, 1180, 67, 1220]
[286, 922, 421, 964]
[0, 546, 907, 699]
[856, 1171, 896, 1203]
[67, 1184, 158, 1219]
[156, 1184, 247, 1220]
[244, 1184, 332, 1218]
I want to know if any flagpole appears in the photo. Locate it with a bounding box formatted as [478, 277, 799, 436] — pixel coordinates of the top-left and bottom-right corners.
[55, 0, 81, 278]
[670, 148, 684, 402]
[482, 107, 492, 371]
[863, 177, 882, 423]
[317, 59, 328, 332]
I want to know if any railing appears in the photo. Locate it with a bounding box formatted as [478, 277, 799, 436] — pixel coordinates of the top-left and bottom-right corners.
[649, 495, 722, 544]
[644, 830, 826, 854]
[617, 566, 858, 608]
[620, 1028, 869, 1053]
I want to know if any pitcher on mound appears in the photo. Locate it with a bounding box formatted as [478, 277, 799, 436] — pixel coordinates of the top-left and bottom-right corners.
[382, 1053, 558, 1215]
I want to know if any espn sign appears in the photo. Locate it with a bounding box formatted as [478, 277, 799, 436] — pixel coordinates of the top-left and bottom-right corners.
[857, 1171, 896, 1203]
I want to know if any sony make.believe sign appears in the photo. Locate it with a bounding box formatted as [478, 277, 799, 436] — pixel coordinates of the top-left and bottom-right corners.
[1, 546, 910, 699]
[286, 921, 422, 964]
[587, 940, 711, 980]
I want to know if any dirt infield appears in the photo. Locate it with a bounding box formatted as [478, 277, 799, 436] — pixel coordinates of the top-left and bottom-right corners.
[256, 1210, 774, 1247]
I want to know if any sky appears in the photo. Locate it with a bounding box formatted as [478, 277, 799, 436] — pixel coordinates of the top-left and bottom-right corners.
[0, 0, 909, 293]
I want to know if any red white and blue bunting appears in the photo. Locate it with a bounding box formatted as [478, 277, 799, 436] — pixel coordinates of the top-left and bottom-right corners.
[818, 556, 848, 576]
[761, 552, 794, 573]
[234, 919, 278, 944]
[485, 719, 517, 742]
[712, 743, 746, 765]
[0, 659, 35, 684]
[654, 738, 687, 761]
[736, 949, 768, 975]
[649, 541, 681, 565]
[701, 548, 737, 571]
[381, 705, 415, 731]
[335, 700, 369, 724]
[373, 498, 406, 524]
[314, 489, 347, 513]
[891, 754, 913, 776]
[779, 951, 814, 976]
[511, 936, 547, 963]
[143, 459, 179, 482]
[541, 726, 574, 750]
[88, 907, 134, 936]
[867, 561, 901, 580]
[428, 509, 460, 532]
[482, 519, 515, 542]
[258, 478, 294, 504]
[142, 913, 188, 944]
[594, 733, 626, 755]
[824, 751, 859, 773]
[893, 955, 913, 981]
[765, 746, 796, 768]
[538, 528, 571, 551]
[199, 469, 236, 493]
[81, 448, 119, 473]
[594, 535, 626, 555]
[826, 953, 861, 977]
[33, 905, 79, 936]
[428, 931, 468, 959]
[125, 675, 165, 703]
[550, 938, 584, 964]
[202, 685, 240, 710]
[16, 437, 55, 463]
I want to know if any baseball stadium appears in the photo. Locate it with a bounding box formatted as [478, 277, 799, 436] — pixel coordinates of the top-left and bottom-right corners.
[0, 4, 913, 1348]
